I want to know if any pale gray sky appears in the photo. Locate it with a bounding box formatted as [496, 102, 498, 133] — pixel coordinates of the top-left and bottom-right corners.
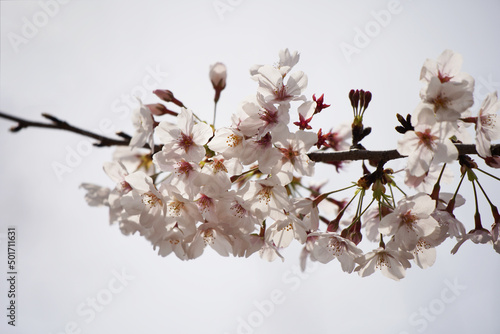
[1, 1, 499, 334]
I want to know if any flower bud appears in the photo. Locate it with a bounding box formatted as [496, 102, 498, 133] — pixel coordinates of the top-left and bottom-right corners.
[146, 103, 178, 116]
[210, 62, 227, 90]
[485, 156, 500, 168]
[153, 90, 184, 108]
[209, 62, 227, 103]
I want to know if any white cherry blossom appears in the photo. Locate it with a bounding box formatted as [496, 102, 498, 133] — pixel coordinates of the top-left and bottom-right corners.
[309, 232, 363, 273]
[238, 94, 290, 138]
[475, 92, 500, 157]
[255, 65, 307, 104]
[242, 176, 291, 220]
[121, 171, 166, 228]
[354, 245, 413, 281]
[379, 193, 440, 251]
[420, 49, 474, 88]
[398, 106, 458, 177]
[412, 237, 436, 269]
[250, 48, 300, 78]
[208, 127, 247, 160]
[130, 99, 155, 150]
[273, 129, 317, 184]
[155, 108, 212, 163]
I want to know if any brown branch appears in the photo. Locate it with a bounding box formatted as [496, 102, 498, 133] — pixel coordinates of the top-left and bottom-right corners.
[308, 144, 500, 163]
[2, 111, 499, 162]
[0, 111, 160, 150]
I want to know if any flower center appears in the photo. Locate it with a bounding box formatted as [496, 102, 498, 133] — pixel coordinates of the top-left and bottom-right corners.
[257, 185, 273, 205]
[175, 160, 193, 177]
[203, 228, 215, 245]
[437, 70, 453, 83]
[432, 93, 450, 110]
[414, 238, 431, 254]
[119, 181, 132, 194]
[279, 146, 299, 163]
[178, 132, 194, 152]
[376, 253, 391, 269]
[480, 113, 496, 129]
[226, 133, 242, 148]
[274, 83, 290, 101]
[259, 108, 279, 125]
[197, 194, 213, 213]
[327, 238, 345, 257]
[230, 202, 247, 218]
[212, 159, 227, 173]
[142, 192, 163, 208]
[416, 129, 438, 149]
[168, 200, 184, 216]
[256, 132, 273, 149]
[401, 211, 418, 231]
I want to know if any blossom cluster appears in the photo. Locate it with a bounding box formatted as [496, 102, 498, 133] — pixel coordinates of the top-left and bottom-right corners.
[82, 49, 500, 280]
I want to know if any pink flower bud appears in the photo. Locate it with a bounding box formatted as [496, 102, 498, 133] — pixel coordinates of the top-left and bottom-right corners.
[209, 62, 227, 91]
[153, 90, 184, 107]
[146, 103, 178, 117]
[485, 156, 500, 168]
[209, 62, 227, 103]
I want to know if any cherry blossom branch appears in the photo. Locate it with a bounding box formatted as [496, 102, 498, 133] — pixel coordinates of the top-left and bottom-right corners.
[308, 144, 500, 163]
[1, 111, 499, 162]
[0, 111, 159, 150]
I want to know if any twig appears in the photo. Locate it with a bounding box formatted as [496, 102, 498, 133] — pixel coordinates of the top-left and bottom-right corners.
[307, 144, 500, 162]
[0, 111, 160, 151]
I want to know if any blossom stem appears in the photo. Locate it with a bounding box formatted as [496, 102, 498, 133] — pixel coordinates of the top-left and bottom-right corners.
[354, 197, 375, 224]
[472, 180, 483, 230]
[192, 112, 203, 123]
[213, 102, 218, 127]
[355, 189, 366, 220]
[475, 179, 494, 208]
[392, 182, 407, 197]
[451, 172, 466, 203]
[388, 183, 396, 208]
[379, 234, 385, 248]
[335, 190, 360, 220]
[312, 184, 357, 207]
[230, 167, 259, 183]
[431, 163, 447, 203]
[476, 168, 500, 182]
[322, 184, 357, 196]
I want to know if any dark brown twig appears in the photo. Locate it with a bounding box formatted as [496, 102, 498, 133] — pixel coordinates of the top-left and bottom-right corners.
[307, 144, 500, 162]
[0, 111, 160, 151]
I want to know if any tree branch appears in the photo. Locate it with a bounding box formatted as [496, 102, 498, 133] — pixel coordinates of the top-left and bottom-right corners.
[307, 144, 500, 162]
[0, 111, 159, 150]
[1, 111, 499, 162]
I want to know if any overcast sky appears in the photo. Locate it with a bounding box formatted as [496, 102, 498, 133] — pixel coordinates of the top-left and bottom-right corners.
[1, 1, 500, 334]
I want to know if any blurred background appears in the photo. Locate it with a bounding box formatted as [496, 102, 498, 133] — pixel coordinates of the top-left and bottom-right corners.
[1, 1, 499, 333]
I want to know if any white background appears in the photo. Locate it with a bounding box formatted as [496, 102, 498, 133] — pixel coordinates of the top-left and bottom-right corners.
[1, 1, 499, 333]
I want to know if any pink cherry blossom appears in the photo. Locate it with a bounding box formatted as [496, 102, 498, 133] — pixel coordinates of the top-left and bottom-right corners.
[475, 92, 500, 157]
[354, 246, 413, 281]
[130, 99, 155, 150]
[398, 106, 458, 177]
[256, 65, 307, 104]
[309, 232, 363, 273]
[420, 49, 474, 87]
[121, 171, 166, 228]
[155, 108, 213, 163]
[379, 193, 440, 251]
[273, 129, 317, 184]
